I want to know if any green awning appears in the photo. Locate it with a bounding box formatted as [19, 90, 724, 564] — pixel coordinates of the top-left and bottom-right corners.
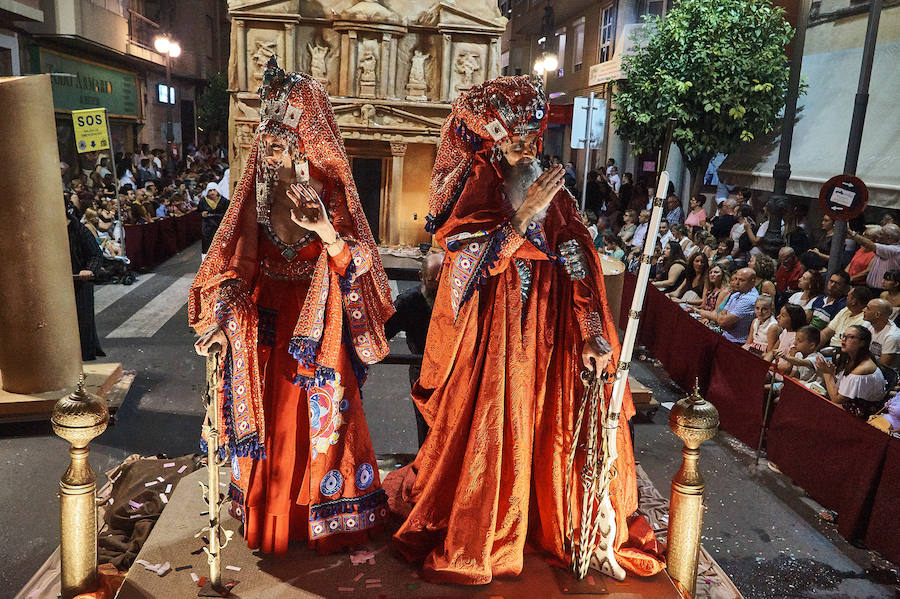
[718, 41, 900, 209]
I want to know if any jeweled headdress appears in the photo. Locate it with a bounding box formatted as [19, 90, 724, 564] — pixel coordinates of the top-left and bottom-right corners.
[426, 75, 549, 233]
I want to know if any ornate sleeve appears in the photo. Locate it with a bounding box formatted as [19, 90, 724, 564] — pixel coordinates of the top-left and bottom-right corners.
[558, 238, 612, 354]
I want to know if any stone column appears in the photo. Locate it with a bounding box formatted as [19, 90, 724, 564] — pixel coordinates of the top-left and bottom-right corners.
[388, 35, 399, 98]
[284, 23, 296, 71]
[348, 31, 358, 97]
[441, 34, 452, 101]
[380, 33, 391, 98]
[235, 20, 247, 90]
[388, 141, 407, 246]
[339, 32, 350, 96]
[0, 75, 81, 394]
[488, 38, 501, 80]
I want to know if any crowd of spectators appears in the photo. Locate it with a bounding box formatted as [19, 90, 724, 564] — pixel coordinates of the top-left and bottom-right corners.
[574, 166, 900, 420]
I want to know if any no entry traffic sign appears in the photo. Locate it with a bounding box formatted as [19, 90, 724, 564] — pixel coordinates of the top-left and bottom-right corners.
[818, 174, 868, 221]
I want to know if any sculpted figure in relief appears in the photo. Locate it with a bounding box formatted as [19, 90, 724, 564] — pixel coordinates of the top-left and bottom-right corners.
[409, 51, 428, 85]
[250, 39, 279, 84]
[308, 43, 329, 80]
[358, 40, 378, 83]
[453, 50, 482, 90]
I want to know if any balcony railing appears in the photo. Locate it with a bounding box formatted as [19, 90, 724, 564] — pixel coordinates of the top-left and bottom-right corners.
[128, 9, 160, 51]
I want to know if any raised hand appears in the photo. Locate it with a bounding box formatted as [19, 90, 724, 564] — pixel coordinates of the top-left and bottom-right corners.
[287, 183, 338, 245]
[512, 165, 566, 234]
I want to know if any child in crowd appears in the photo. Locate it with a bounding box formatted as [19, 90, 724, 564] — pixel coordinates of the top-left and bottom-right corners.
[744, 295, 781, 356]
[766, 304, 808, 373]
[775, 326, 826, 394]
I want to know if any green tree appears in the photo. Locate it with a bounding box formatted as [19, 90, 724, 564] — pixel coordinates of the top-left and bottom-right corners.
[197, 72, 229, 143]
[613, 0, 794, 195]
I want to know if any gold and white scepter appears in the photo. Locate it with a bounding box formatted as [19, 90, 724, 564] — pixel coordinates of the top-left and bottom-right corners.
[570, 123, 675, 581]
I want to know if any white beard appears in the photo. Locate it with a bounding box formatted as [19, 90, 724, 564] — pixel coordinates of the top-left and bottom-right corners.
[501, 159, 548, 223]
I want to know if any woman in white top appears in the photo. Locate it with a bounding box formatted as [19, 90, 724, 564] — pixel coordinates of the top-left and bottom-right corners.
[789, 269, 825, 313]
[743, 295, 781, 356]
[816, 324, 887, 418]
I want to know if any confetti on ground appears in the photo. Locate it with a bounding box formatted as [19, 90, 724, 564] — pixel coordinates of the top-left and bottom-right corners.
[144, 480, 158, 487]
[178, 465, 188, 473]
[191, 547, 204, 555]
[366, 583, 382, 589]
[588, 575, 595, 585]
[159, 493, 168, 504]
[225, 565, 241, 572]
[163, 462, 176, 468]
[197, 576, 207, 587]
[174, 565, 191, 572]
[366, 579, 380, 584]
[338, 588, 354, 592]
[350, 549, 376, 565]
[165, 483, 173, 494]
[353, 573, 364, 582]
[129, 500, 143, 509]
[157, 476, 165, 482]
[190, 572, 200, 583]
[135, 560, 170, 576]
[200, 511, 209, 516]
[129, 514, 142, 519]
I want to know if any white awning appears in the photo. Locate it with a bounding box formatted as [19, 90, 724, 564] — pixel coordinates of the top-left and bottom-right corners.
[718, 41, 900, 209]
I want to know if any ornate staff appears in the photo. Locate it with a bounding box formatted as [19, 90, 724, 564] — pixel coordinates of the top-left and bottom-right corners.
[197, 344, 236, 597]
[569, 123, 676, 581]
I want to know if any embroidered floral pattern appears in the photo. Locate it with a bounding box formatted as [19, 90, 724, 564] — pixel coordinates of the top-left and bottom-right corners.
[309, 488, 388, 540]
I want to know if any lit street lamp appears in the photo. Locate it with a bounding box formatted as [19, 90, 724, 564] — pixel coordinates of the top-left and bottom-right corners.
[533, 53, 557, 87]
[154, 34, 181, 165]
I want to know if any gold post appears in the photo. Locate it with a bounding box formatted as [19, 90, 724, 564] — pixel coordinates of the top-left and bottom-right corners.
[667, 381, 719, 598]
[51, 376, 109, 599]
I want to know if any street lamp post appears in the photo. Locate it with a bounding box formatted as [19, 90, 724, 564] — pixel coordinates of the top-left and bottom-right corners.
[154, 35, 181, 179]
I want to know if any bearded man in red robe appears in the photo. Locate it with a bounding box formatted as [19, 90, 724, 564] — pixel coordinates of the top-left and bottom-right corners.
[388, 76, 664, 584]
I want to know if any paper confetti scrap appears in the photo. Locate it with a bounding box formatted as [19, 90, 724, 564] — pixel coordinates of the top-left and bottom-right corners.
[197, 576, 207, 587]
[225, 565, 241, 572]
[163, 462, 175, 468]
[157, 476, 165, 482]
[338, 588, 354, 592]
[135, 560, 170, 576]
[165, 484, 172, 494]
[175, 565, 191, 572]
[366, 579, 380, 584]
[128, 500, 143, 509]
[190, 572, 200, 583]
[144, 480, 158, 487]
[353, 573, 364, 582]
[178, 465, 187, 473]
[350, 550, 376, 565]
[159, 493, 168, 504]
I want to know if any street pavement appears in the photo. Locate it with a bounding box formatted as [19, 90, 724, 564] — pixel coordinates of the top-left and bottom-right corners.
[0, 241, 896, 597]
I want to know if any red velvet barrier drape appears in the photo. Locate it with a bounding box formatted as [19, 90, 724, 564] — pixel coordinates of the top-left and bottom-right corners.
[769, 378, 890, 539]
[865, 438, 900, 564]
[706, 336, 770, 447]
[123, 212, 201, 270]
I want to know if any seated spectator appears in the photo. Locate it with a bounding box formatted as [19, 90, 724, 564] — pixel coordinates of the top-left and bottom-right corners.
[592, 215, 612, 249]
[155, 199, 169, 219]
[849, 223, 900, 293]
[749, 253, 777, 297]
[619, 209, 638, 244]
[816, 325, 887, 418]
[768, 304, 808, 372]
[671, 224, 695, 257]
[682, 262, 732, 313]
[684, 194, 708, 228]
[847, 225, 880, 285]
[631, 209, 651, 250]
[668, 251, 709, 302]
[880, 269, 900, 323]
[775, 247, 804, 294]
[710, 238, 734, 264]
[863, 298, 900, 369]
[691, 267, 759, 343]
[789, 269, 825, 312]
[652, 241, 687, 293]
[665, 194, 684, 226]
[657, 220, 673, 248]
[731, 204, 755, 261]
[601, 233, 626, 262]
[820, 286, 871, 349]
[137, 158, 155, 187]
[694, 229, 717, 259]
[743, 295, 781, 356]
[809, 270, 851, 330]
[775, 325, 825, 392]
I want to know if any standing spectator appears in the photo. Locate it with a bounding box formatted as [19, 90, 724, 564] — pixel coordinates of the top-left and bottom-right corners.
[803, 214, 836, 270]
[605, 157, 615, 176]
[789, 269, 825, 312]
[775, 247, 804, 294]
[618, 172, 633, 212]
[692, 267, 760, 343]
[743, 295, 781, 356]
[665, 194, 684, 226]
[820, 286, 870, 349]
[710, 199, 738, 241]
[583, 170, 606, 216]
[66, 200, 105, 361]
[384, 253, 444, 447]
[816, 325, 886, 418]
[847, 225, 879, 285]
[199, 183, 230, 260]
[563, 161, 577, 194]
[809, 270, 851, 330]
[137, 158, 154, 187]
[863, 298, 900, 368]
[849, 224, 900, 293]
[684, 194, 708, 228]
[880, 269, 900, 322]
[608, 165, 621, 193]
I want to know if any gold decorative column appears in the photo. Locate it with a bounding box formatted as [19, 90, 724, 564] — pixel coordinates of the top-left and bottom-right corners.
[51, 377, 109, 599]
[667, 381, 719, 598]
[0, 75, 82, 395]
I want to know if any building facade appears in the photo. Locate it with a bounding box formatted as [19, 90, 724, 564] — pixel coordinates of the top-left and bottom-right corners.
[227, 0, 506, 246]
[4, 0, 228, 173]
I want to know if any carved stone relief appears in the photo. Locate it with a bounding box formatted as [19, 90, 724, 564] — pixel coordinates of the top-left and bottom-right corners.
[452, 45, 483, 93]
[248, 36, 283, 87]
[405, 50, 429, 101]
[357, 38, 378, 98]
[307, 42, 330, 88]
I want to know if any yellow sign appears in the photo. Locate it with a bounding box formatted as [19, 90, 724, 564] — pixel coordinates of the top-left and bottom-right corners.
[72, 108, 110, 153]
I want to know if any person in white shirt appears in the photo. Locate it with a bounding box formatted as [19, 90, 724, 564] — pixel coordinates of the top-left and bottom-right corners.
[863, 298, 900, 368]
[630, 209, 651, 249]
[816, 325, 887, 418]
[608, 166, 621, 193]
[743, 295, 781, 355]
[775, 325, 826, 393]
[657, 220, 673, 248]
[605, 158, 615, 176]
[849, 224, 900, 291]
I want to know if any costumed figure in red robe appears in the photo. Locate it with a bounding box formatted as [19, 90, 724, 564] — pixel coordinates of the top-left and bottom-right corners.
[388, 76, 665, 583]
[190, 57, 394, 555]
